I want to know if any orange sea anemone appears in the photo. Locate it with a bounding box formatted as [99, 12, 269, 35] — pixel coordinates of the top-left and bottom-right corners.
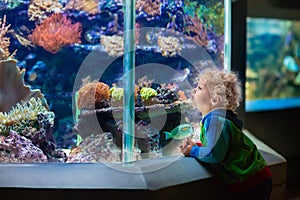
[29, 13, 82, 54]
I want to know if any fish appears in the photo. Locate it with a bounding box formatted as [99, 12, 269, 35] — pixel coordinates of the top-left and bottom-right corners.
[25, 53, 36, 60]
[29, 71, 38, 82]
[283, 55, 299, 73]
[164, 123, 193, 140]
[169, 67, 190, 84]
[27, 61, 47, 82]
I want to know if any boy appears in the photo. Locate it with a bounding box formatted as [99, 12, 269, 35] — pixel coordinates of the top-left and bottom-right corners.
[179, 68, 272, 200]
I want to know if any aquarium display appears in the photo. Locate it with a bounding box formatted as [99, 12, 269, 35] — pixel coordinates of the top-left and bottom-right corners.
[246, 17, 300, 112]
[0, 0, 228, 163]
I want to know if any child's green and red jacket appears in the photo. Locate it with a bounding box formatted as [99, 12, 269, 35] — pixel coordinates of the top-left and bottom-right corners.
[190, 108, 272, 192]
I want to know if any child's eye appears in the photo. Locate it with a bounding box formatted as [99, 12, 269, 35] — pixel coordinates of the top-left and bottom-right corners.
[198, 86, 202, 90]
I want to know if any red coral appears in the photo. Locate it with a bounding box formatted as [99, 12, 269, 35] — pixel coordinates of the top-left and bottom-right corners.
[29, 13, 82, 54]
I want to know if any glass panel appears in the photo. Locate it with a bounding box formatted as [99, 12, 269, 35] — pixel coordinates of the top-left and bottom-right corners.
[246, 17, 300, 112]
[0, 0, 229, 163]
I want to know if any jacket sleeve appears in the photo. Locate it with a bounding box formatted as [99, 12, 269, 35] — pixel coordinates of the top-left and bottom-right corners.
[190, 116, 230, 163]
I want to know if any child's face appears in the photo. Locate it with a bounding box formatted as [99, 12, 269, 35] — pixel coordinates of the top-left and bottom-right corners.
[191, 79, 213, 114]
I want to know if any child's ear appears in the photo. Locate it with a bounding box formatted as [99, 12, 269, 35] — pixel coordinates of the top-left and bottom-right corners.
[211, 96, 221, 105]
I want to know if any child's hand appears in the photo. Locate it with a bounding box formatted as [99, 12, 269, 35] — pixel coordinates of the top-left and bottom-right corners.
[186, 137, 196, 146]
[179, 137, 196, 156]
[179, 144, 193, 156]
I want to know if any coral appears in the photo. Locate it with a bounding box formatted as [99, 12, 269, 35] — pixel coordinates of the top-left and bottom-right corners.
[0, 98, 67, 162]
[67, 132, 121, 163]
[0, 58, 47, 113]
[136, 0, 161, 16]
[29, 13, 82, 54]
[136, 77, 157, 106]
[157, 36, 182, 57]
[64, 0, 100, 15]
[0, 15, 16, 59]
[28, 0, 63, 22]
[140, 87, 158, 106]
[0, 130, 48, 163]
[177, 90, 187, 101]
[77, 81, 110, 110]
[10, 31, 34, 49]
[0, 53, 64, 161]
[110, 85, 139, 100]
[109, 87, 124, 107]
[140, 87, 157, 101]
[110, 85, 139, 107]
[110, 87, 124, 101]
[185, 16, 208, 47]
[0, 98, 48, 136]
[100, 35, 124, 57]
[138, 76, 154, 88]
[156, 86, 179, 104]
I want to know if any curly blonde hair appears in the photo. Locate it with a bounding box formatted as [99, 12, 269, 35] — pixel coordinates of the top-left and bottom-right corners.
[199, 68, 242, 111]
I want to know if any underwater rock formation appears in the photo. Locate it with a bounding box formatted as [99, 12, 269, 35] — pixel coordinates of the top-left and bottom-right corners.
[0, 98, 67, 162]
[134, 121, 162, 158]
[0, 130, 48, 163]
[30, 111, 67, 162]
[75, 78, 190, 148]
[67, 132, 121, 163]
[0, 31, 65, 162]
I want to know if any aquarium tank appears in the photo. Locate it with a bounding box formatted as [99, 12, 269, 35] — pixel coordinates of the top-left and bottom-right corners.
[246, 17, 300, 112]
[0, 0, 230, 163]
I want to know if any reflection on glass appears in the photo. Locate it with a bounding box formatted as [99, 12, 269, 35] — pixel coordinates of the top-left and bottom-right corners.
[0, 0, 227, 163]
